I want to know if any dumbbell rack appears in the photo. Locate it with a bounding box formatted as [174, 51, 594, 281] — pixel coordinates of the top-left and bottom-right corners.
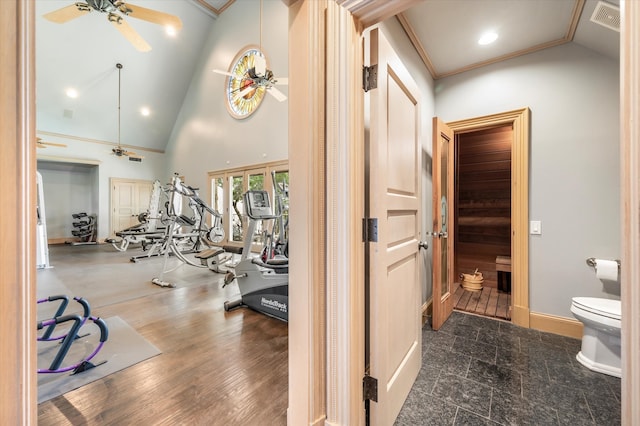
[66, 212, 98, 245]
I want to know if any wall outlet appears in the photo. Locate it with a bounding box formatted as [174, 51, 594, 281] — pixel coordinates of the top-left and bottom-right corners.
[530, 220, 542, 235]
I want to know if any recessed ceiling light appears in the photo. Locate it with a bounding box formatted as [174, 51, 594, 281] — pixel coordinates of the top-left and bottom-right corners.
[65, 88, 78, 98]
[140, 107, 151, 117]
[165, 25, 177, 37]
[478, 31, 498, 45]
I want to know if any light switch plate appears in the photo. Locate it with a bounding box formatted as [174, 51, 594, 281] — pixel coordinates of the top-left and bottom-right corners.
[530, 220, 542, 235]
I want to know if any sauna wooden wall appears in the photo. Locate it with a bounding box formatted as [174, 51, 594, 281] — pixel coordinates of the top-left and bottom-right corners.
[455, 125, 512, 289]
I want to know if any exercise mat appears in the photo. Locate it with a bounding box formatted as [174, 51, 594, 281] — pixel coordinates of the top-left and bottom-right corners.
[37, 316, 161, 404]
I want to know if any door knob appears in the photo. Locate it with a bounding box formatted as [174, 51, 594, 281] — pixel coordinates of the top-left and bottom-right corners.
[418, 241, 428, 250]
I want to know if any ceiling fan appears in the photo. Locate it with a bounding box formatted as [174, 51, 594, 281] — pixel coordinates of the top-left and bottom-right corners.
[112, 63, 143, 162]
[36, 138, 67, 149]
[43, 0, 183, 52]
[212, 0, 288, 112]
[213, 56, 288, 102]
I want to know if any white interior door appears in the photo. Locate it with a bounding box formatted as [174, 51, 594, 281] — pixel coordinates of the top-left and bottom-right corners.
[110, 179, 153, 236]
[365, 27, 422, 426]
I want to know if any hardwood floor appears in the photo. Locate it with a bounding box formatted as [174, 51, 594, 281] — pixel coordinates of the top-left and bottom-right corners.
[37, 245, 288, 425]
[452, 282, 511, 320]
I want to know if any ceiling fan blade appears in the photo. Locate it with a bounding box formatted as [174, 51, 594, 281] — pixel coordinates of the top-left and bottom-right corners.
[122, 3, 183, 31]
[36, 138, 67, 148]
[234, 84, 256, 99]
[254, 56, 267, 76]
[213, 69, 235, 77]
[273, 77, 288, 85]
[43, 3, 91, 24]
[110, 16, 151, 52]
[267, 86, 287, 102]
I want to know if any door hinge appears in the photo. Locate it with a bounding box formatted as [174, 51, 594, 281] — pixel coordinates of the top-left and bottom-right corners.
[363, 64, 378, 92]
[363, 217, 378, 242]
[363, 374, 378, 402]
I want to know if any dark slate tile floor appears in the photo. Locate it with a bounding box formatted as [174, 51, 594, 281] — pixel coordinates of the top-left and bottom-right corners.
[395, 311, 621, 425]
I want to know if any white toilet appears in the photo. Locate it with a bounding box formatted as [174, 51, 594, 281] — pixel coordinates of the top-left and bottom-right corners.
[570, 297, 621, 378]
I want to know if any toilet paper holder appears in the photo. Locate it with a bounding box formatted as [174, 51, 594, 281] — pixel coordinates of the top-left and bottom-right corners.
[586, 257, 621, 269]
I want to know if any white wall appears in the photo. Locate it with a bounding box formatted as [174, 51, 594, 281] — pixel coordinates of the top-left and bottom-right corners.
[38, 162, 97, 239]
[378, 18, 436, 305]
[435, 43, 620, 318]
[36, 137, 167, 238]
[165, 0, 289, 194]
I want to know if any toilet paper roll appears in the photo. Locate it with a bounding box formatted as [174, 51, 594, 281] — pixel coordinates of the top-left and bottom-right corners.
[595, 259, 619, 282]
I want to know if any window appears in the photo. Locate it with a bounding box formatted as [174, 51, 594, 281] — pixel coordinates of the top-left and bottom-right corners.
[208, 160, 288, 250]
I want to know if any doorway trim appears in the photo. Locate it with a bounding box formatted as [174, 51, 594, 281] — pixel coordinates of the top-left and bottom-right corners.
[446, 108, 530, 327]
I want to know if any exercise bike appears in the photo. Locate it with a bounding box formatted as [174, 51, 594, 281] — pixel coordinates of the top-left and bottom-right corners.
[223, 190, 288, 321]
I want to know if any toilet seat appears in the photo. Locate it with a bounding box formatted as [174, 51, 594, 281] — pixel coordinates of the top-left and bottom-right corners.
[571, 297, 621, 321]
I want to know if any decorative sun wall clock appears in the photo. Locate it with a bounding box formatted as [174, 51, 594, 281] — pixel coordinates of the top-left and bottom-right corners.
[223, 47, 268, 119]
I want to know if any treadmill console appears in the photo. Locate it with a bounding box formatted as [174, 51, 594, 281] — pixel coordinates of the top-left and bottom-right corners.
[244, 190, 275, 220]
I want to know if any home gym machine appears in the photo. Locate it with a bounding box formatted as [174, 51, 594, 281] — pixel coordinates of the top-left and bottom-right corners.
[223, 189, 288, 321]
[36, 171, 51, 269]
[151, 174, 230, 287]
[106, 180, 166, 253]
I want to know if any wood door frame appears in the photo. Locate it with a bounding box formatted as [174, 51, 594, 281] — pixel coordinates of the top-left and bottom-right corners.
[0, 0, 37, 423]
[621, 1, 640, 421]
[6, 1, 640, 425]
[446, 108, 530, 327]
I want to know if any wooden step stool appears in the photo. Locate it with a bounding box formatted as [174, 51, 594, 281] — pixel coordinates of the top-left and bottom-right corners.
[496, 256, 511, 293]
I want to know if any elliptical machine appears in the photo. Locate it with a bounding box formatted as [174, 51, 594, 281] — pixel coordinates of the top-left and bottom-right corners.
[223, 190, 288, 321]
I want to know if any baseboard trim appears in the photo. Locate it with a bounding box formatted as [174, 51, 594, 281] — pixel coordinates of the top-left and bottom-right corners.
[422, 298, 433, 326]
[511, 305, 530, 328]
[529, 311, 583, 339]
[48, 237, 74, 245]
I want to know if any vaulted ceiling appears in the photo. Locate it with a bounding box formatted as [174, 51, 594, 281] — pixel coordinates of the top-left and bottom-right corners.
[35, 0, 619, 154]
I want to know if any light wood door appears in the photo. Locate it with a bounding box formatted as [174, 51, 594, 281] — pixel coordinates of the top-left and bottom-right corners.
[366, 28, 422, 425]
[431, 118, 455, 330]
[110, 179, 153, 236]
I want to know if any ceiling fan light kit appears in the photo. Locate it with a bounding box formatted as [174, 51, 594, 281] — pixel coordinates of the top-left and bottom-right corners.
[43, 0, 183, 52]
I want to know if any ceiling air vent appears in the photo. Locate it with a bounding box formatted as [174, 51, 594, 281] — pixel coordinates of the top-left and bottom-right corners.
[590, 1, 620, 32]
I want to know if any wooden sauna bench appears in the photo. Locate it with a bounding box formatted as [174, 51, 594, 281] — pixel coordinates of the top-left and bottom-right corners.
[456, 242, 510, 289]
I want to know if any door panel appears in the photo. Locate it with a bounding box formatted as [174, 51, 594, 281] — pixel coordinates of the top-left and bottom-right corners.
[366, 28, 421, 426]
[113, 181, 136, 233]
[111, 179, 154, 236]
[431, 118, 455, 330]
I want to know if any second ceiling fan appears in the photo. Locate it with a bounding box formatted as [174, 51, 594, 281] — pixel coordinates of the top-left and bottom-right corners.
[43, 0, 182, 52]
[112, 63, 143, 162]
